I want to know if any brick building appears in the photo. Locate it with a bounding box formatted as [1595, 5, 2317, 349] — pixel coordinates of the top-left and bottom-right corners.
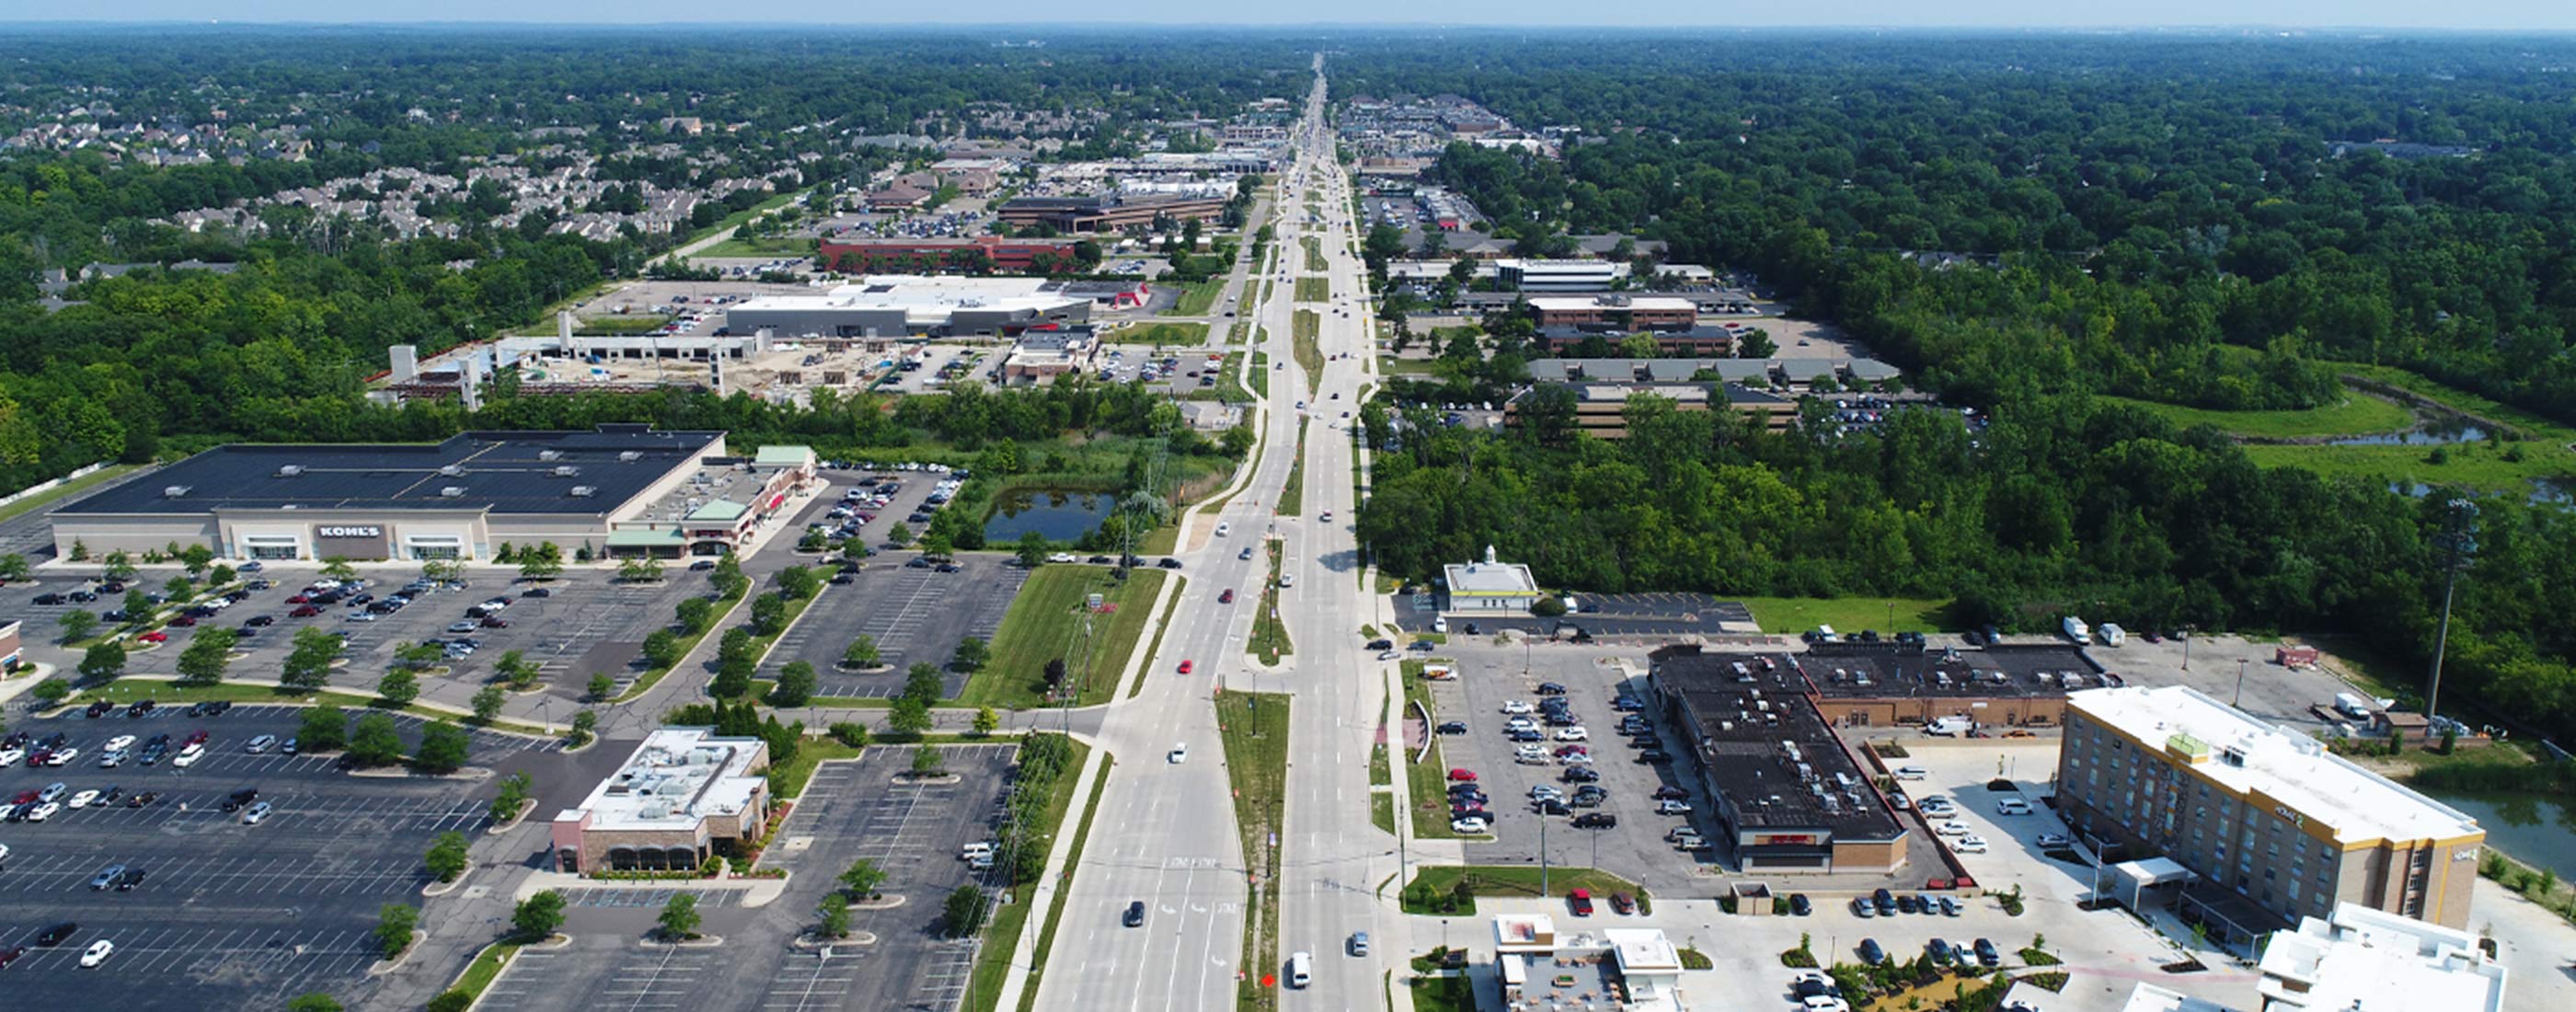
[549, 727, 773, 875]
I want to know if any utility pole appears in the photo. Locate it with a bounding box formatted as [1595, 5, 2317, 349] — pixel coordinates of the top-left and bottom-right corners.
[2427, 498, 2478, 727]
[2233, 659, 2248, 709]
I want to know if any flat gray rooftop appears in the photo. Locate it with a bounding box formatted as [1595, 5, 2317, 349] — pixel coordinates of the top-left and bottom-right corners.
[59, 425, 722, 517]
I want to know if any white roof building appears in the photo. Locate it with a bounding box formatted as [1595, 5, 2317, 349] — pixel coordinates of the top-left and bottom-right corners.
[549, 727, 772, 875]
[2257, 903, 2505, 1012]
[1443, 546, 1541, 613]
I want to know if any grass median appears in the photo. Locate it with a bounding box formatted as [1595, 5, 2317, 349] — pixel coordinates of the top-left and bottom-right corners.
[1174, 279, 1226, 316]
[1294, 276, 1330, 303]
[1293, 310, 1323, 389]
[1397, 865, 1650, 916]
[1740, 596, 1953, 635]
[1277, 418, 1308, 516]
[1248, 539, 1294, 664]
[1399, 661, 1483, 842]
[963, 739, 1092, 1012]
[961, 565, 1169, 709]
[1014, 753, 1114, 1012]
[1108, 320, 1210, 346]
[1219, 691, 1292, 1012]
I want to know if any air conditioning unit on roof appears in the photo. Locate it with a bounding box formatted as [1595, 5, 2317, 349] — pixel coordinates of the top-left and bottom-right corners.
[439, 486, 466, 498]
[276, 465, 304, 477]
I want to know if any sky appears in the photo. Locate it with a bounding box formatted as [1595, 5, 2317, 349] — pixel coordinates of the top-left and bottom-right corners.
[11, 2, 2576, 31]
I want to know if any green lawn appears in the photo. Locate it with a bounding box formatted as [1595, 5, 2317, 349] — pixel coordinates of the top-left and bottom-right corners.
[78, 678, 552, 737]
[1399, 662, 1481, 842]
[0, 463, 144, 526]
[2239, 439, 2576, 494]
[1739, 596, 1954, 635]
[1107, 320, 1210, 346]
[1371, 793, 1396, 835]
[1126, 575, 1187, 700]
[568, 315, 674, 336]
[1248, 540, 1294, 664]
[963, 740, 1092, 1012]
[1397, 866, 1649, 916]
[1277, 418, 1309, 516]
[961, 566, 1170, 708]
[1218, 692, 1292, 1012]
[1015, 753, 1114, 1012]
[1293, 311, 1322, 389]
[1301, 236, 1327, 271]
[1294, 277, 1331, 303]
[1251, 351, 1271, 396]
[441, 937, 530, 1007]
[2100, 386, 2413, 440]
[1173, 279, 1227, 316]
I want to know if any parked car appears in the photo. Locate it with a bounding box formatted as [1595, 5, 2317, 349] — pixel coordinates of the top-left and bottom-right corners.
[1566, 889, 1594, 916]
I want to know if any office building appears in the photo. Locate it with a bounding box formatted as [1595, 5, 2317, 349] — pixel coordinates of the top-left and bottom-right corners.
[1525, 294, 1696, 330]
[1496, 258, 1626, 292]
[2256, 903, 2505, 1012]
[1504, 380, 1796, 439]
[1645, 645, 1912, 874]
[2056, 686, 2486, 938]
[550, 727, 773, 876]
[728, 275, 1091, 339]
[994, 192, 1227, 233]
[1532, 325, 1737, 358]
[816, 236, 1087, 275]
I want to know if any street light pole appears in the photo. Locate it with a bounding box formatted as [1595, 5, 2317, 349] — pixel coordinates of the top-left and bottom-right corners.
[2234, 659, 2248, 709]
[2427, 499, 2479, 727]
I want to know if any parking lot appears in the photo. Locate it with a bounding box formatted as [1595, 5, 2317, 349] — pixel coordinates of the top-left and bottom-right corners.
[0, 706, 520, 1009]
[479, 744, 1018, 1012]
[766, 554, 1027, 700]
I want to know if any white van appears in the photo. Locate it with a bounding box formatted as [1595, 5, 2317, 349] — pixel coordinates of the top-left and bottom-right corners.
[2061, 615, 2092, 645]
[2097, 623, 2127, 647]
[1925, 716, 1973, 737]
[960, 842, 995, 862]
[1432, 616, 1449, 634]
[1287, 951, 1313, 988]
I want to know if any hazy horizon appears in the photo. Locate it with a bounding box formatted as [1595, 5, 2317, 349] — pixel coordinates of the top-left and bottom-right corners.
[6, 2, 2575, 32]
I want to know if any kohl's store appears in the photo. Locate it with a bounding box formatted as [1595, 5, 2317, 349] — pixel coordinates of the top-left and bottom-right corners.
[50, 426, 727, 563]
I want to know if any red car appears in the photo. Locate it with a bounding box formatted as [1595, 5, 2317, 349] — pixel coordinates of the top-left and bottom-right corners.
[1554, 745, 1589, 758]
[480, 616, 510, 628]
[290, 605, 321, 617]
[136, 630, 167, 643]
[1610, 892, 1636, 914]
[284, 594, 309, 604]
[183, 730, 210, 747]
[1219, 589, 1235, 604]
[1177, 660, 1193, 674]
[1447, 768, 1477, 782]
[1568, 889, 1594, 916]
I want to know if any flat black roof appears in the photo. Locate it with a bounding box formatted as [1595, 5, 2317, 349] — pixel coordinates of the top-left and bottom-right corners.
[1649, 645, 1907, 842]
[1799, 642, 2101, 701]
[59, 426, 721, 518]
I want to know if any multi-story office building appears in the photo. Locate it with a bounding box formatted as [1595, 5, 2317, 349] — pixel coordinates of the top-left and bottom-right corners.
[1495, 258, 1624, 292]
[2056, 686, 2485, 937]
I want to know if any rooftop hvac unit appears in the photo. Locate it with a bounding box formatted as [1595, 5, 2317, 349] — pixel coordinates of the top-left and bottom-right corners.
[439, 486, 466, 498]
[620, 451, 643, 462]
[538, 449, 562, 461]
[2221, 745, 2248, 767]
[163, 485, 191, 498]
[438, 464, 466, 477]
[553, 465, 581, 477]
[276, 465, 304, 477]
[569, 486, 597, 498]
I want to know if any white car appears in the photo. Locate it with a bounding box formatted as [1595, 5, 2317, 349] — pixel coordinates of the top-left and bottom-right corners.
[1935, 820, 1972, 836]
[1656, 799, 1692, 815]
[80, 939, 114, 968]
[345, 611, 378, 622]
[242, 801, 273, 824]
[1553, 727, 1589, 742]
[1504, 717, 1537, 732]
[1952, 835, 1990, 854]
[1047, 553, 1076, 564]
[1514, 744, 1548, 761]
[103, 734, 136, 753]
[1892, 765, 1928, 780]
[1450, 817, 1491, 834]
[1558, 752, 1593, 765]
[1528, 786, 1565, 800]
[1167, 743, 1188, 765]
[28, 801, 60, 822]
[1996, 798, 2032, 815]
[173, 745, 204, 767]
[1500, 700, 1535, 715]
[67, 789, 100, 809]
[2036, 833, 2073, 848]
[1214, 523, 1231, 536]
[0, 747, 19, 765]
[44, 747, 77, 766]
[1377, 650, 1401, 661]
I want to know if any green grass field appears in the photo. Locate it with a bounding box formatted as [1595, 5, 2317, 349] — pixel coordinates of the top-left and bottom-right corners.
[1294, 276, 1331, 303]
[1251, 351, 1271, 396]
[0, 464, 144, 526]
[1738, 596, 1953, 635]
[962, 566, 1169, 708]
[1397, 866, 1649, 916]
[1248, 539, 1294, 664]
[1108, 320, 1210, 346]
[2214, 363, 2576, 492]
[569, 315, 675, 336]
[2101, 386, 2414, 440]
[1173, 279, 1226, 316]
[1293, 310, 1322, 389]
[1302, 235, 1327, 271]
[1219, 692, 1292, 1012]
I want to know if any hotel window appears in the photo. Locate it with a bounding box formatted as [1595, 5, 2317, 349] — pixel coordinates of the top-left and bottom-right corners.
[2288, 880, 2301, 901]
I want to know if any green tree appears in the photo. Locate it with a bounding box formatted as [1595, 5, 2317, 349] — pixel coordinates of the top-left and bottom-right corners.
[817, 892, 852, 939]
[887, 522, 914, 546]
[56, 609, 97, 643]
[471, 684, 507, 724]
[514, 889, 568, 939]
[281, 626, 344, 689]
[490, 772, 534, 823]
[972, 706, 999, 737]
[0, 553, 27, 581]
[941, 885, 989, 937]
[31, 679, 70, 706]
[349, 712, 407, 766]
[675, 596, 716, 634]
[175, 627, 237, 686]
[427, 991, 472, 1012]
[77, 639, 127, 683]
[374, 903, 419, 959]
[919, 532, 952, 559]
[1016, 529, 1050, 568]
[641, 627, 684, 669]
[319, 556, 358, 582]
[207, 563, 235, 588]
[711, 554, 749, 597]
[829, 721, 869, 747]
[178, 543, 215, 578]
[950, 637, 989, 673]
[750, 592, 788, 636]
[588, 673, 617, 700]
[569, 709, 599, 746]
[904, 661, 944, 704]
[839, 857, 889, 899]
[888, 696, 933, 738]
[376, 669, 420, 707]
[393, 640, 444, 670]
[518, 546, 564, 581]
[415, 719, 471, 773]
[286, 994, 343, 1012]
[657, 892, 702, 940]
[164, 575, 193, 599]
[772, 661, 819, 707]
[425, 831, 470, 882]
[911, 744, 947, 777]
[1736, 328, 1777, 359]
[121, 588, 154, 623]
[618, 556, 666, 583]
[777, 565, 820, 600]
[496, 649, 539, 689]
[299, 703, 350, 753]
[841, 635, 881, 670]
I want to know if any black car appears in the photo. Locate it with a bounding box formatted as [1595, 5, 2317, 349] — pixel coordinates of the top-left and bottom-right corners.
[1859, 938, 1886, 965]
[1635, 750, 1672, 764]
[1123, 901, 1146, 927]
[1973, 938, 2001, 967]
[1872, 888, 1896, 914]
[34, 923, 76, 947]
[1789, 893, 1812, 916]
[1531, 799, 1570, 815]
[1506, 729, 1544, 742]
[522, 587, 552, 598]
[126, 700, 155, 718]
[1897, 893, 1920, 914]
[1156, 558, 1183, 569]
[1570, 812, 1617, 829]
[30, 592, 63, 605]
[829, 573, 856, 585]
[1365, 639, 1394, 651]
[906, 558, 933, 569]
[245, 615, 275, 627]
[935, 563, 963, 574]
[221, 788, 259, 812]
[690, 559, 717, 571]
[1435, 720, 1468, 735]
[1535, 683, 1567, 696]
[85, 701, 116, 718]
[1650, 786, 1689, 800]
[1560, 767, 1600, 784]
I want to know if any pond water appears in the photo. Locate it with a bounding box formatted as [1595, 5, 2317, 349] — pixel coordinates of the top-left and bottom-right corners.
[2418, 788, 2576, 885]
[983, 489, 1114, 542]
[2329, 418, 2490, 446]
